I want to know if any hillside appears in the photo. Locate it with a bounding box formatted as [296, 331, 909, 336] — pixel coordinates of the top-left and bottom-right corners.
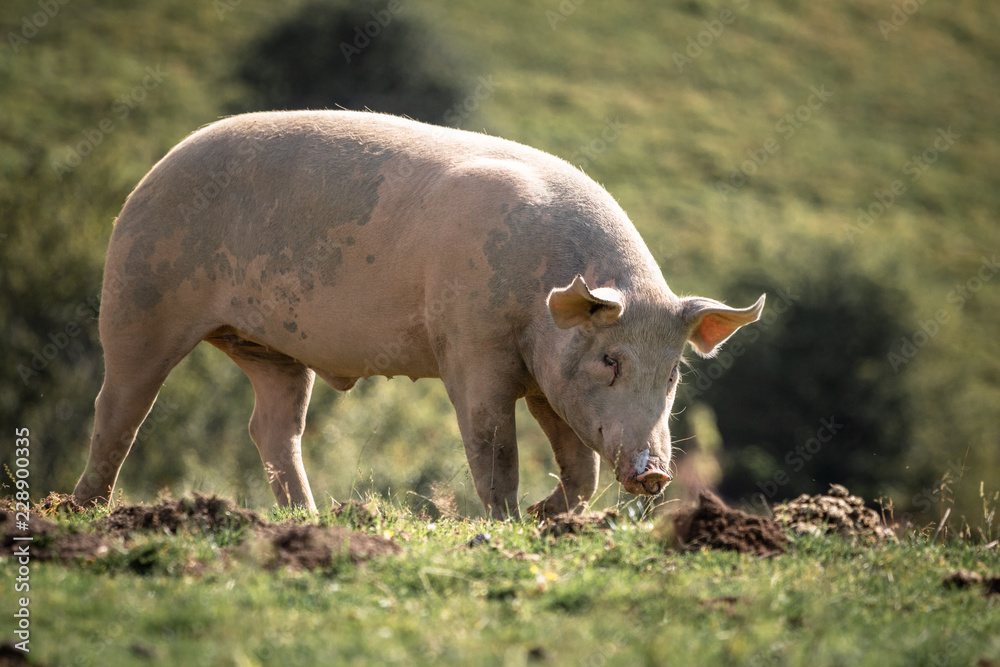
[1, 0, 998, 525]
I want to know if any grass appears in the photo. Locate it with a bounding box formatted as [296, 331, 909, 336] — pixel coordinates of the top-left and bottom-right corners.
[3, 495, 999, 666]
[2, 0, 999, 523]
[2, 4, 1000, 660]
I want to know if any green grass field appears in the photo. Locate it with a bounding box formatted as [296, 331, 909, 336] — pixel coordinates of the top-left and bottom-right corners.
[3, 1, 1000, 663]
[3, 0, 999, 520]
[2, 496, 999, 666]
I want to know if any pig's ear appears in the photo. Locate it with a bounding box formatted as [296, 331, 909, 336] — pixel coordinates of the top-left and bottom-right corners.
[548, 275, 625, 329]
[682, 294, 766, 357]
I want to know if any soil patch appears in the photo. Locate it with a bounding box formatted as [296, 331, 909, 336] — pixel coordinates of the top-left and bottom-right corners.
[94, 494, 261, 537]
[250, 523, 401, 571]
[772, 484, 896, 544]
[699, 595, 744, 616]
[0, 641, 35, 667]
[34, 492, 87, 516]
[538, 510, 621, 538]
[943, 569, 1000, 598]
[670, 491, 788, 556]
[3, 493, 401, 572]
[943, 569, 983, 589]
[1, 509, 111, 562]
[329, 499, 380, 528]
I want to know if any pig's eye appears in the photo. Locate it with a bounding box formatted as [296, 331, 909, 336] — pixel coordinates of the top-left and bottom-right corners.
[603, 355, 620, 385]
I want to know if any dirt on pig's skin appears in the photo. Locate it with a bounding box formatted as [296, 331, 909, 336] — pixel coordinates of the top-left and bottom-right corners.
[669, 491, 788, 557]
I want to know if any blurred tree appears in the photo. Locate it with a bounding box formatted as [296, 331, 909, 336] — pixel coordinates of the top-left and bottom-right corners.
[678, 249, 924, 506]
[236, 0, 471, 124]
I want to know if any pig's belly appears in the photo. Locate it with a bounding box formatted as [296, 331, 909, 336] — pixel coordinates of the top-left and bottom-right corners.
[212, 288, 443, 382]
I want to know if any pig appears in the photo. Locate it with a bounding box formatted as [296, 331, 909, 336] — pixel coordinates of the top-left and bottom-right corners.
[73, 110, 764, 519]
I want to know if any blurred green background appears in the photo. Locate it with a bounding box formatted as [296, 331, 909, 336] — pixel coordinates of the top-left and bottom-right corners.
[2, 0, 997, 529]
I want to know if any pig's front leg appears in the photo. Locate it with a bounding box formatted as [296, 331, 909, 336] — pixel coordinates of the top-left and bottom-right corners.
[525, 394, 600, 519]
[442, 367, 521, 520]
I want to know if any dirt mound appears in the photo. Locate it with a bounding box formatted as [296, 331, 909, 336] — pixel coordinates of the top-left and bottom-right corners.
[538, 510, 620, 538]
[0, 493, 87, 516]
[3, 492, 401, 572]
[772, 484, 896, 544]
[943, 569, 983, 589]
[1, 509, 111, 562]
[669, 491, 788, 556]
[330, 499, 380, 528]
[0, 641, 35, 667]
[95, 494, 261, 536]
[34, 492, 87, 515]
[943, 569, 1000, 597]
[250, 523, 401, 570]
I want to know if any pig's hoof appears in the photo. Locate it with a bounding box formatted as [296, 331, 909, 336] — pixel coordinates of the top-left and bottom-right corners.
[527, 500, 559, 519]
[528, 494, 585, 520]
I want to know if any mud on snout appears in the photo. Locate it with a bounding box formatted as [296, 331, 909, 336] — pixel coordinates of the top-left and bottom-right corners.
[618, 454, 673, 496]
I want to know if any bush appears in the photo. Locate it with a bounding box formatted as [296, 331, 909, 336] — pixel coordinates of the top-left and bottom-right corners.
[236, 0, 471, 124]
[679, 250, 921, 506]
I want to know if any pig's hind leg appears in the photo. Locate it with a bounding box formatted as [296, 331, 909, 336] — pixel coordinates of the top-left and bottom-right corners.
[74, 327, 204, 506]
[208, 334, 318, 513]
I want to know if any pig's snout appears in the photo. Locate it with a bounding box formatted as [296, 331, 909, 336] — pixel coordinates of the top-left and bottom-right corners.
[622, 467, 672, 496]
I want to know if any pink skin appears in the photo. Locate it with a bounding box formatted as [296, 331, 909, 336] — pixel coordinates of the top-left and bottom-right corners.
[72, 110, 765, 519]
[539, 276, 765, 508]
[627, 468, 673, 495]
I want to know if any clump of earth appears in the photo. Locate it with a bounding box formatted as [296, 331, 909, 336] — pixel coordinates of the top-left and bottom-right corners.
[668, 491, 788, 557]
[0, 494, 399, 571]
[251, 523, 401, 570]
[537, 510, 621, 537]
[94, 494, 262, 536]
[772, 484, 896, 544]
[1, 507, 111, 563]
[943, 569, 1000, 597]
[329, 499, 380, 529]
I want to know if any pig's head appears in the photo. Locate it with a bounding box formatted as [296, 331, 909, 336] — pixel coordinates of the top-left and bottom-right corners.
[541, 275, 765, 496]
